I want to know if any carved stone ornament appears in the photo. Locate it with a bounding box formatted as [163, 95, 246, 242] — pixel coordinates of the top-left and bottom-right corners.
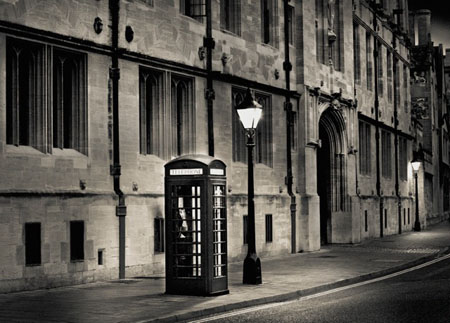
[198, 46, 206, 60]
[125, 25, 134, 42]
[93, 17, 103, 34]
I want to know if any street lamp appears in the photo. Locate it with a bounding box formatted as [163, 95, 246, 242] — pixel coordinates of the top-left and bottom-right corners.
[411, 158, 421, 232]
[236, 88, 263, 285]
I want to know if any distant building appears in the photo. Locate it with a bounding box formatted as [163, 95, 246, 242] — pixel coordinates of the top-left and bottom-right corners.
[409, 9, 450, 226]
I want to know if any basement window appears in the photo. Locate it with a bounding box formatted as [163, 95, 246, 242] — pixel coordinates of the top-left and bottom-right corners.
[25, 223, 41, 266]
[70, 221, 84, 262]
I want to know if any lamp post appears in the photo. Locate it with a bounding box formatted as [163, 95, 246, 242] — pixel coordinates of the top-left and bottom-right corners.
[236, 88, 263, 285]
[411, 159, 421, 232]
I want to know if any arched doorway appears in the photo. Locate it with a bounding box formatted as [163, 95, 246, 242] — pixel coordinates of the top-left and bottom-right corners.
[317, 106, 348, 245]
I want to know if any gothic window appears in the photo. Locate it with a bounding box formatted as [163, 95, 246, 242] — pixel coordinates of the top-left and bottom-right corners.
[180, 0, 205, 22]
[139, 68, 163, 157]
[315, 0, 326, 64]
[255, 93, 273, 167]
[387, 51, 393, 102]
[403, 64, 409, 113]
[353, 23, 361, 84]
[232, 88, 247, 163]
[6, 38, 45, 151]
[287, 5, 294, 46]
[53, 48, 88, 154]
[399, 137, 408, 181]
[359, 121, 371, 175]
[330, 0, 342, 71]
[366, 32, 373, 91]
[377, 43, 384, 97]
[381, 130, 392, 179]
[220, 0, 241, 35]
[171, 75, 195, 158]
[261, 0, 277, 47]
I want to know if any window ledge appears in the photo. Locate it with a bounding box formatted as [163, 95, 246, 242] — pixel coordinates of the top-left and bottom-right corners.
[6, 145, 45, 156]
[220, 28, 241, 38]
[52, 148, 87, 158]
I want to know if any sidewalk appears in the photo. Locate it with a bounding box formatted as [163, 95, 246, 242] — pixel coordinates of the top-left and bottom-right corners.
[1, 221, 450, 323]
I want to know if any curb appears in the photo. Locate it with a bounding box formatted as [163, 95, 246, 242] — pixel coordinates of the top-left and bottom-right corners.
[143, 247, 450, 322]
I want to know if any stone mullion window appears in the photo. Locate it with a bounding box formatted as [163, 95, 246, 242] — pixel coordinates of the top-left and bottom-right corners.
[381, 130, 392, 179]
[315, 0, 326, 64]
[387, 51, 393, 102]
[399, 137, 407, 181]
[353, 23, 361, 84]
[366, 32, 372, 91]
[261, 0, 277, 47]
[170, 75, 195, 158]
[359, 121, 371, 175]
[139, 68, 163, 157]
[52, 48, 87, 154]
[331, 0, 343, 71]
[220, 0, 241, 36]
[255, 93, 273, 167]
[377, 43, 384, 97]
[403, 64, 409, 113]
[232, 88, 247, 163]
[6, 38, 46, 152]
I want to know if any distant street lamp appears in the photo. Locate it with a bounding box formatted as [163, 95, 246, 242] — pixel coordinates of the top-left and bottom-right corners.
[411, 158, 421, 232]
[236, 88, 263, 285]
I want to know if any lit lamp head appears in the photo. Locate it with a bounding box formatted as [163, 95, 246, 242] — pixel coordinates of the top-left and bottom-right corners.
[235, 88, 263, 131]
[411, 158, 421, 174]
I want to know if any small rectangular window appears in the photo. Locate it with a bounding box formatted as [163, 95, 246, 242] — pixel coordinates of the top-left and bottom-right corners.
[265, 214, 273, 242]
[154, 218, 165, 253]
[384, 209, 387, 229]
[220, 0, 241, 35]
[364, 210, 368, 232]
[25, 223, 41, 266]
[98, 249, 104, 265]
[243, 215, 248, 245]
[403, 208, 406, 225]
[70, 221, 84, 261]
[408, 208, 410, 224]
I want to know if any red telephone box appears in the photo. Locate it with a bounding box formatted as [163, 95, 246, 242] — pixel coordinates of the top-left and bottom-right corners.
[165, 155, 228, 296]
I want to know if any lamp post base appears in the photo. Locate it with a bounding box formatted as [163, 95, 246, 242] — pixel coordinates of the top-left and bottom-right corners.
[243, 253, 262, 285]
[414, 221, 421, 232]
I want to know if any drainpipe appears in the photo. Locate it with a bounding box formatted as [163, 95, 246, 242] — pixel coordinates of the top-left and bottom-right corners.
[393, 35, 401, 234]
[283, 0, 297, 253]
[372, 2, 383, 237]
[205, 0, 215, 156]
[109, 0, 126, 279]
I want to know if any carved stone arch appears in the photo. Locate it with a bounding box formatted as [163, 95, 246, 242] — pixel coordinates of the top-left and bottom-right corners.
[317, 105, 350, 244]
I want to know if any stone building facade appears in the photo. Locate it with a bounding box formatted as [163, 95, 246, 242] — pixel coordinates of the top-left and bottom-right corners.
[409, 9, 450, 227]
[0, 0, 443, 293]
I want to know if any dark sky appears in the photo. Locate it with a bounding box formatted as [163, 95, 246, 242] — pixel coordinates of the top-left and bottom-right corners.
[408, 0, 450, 51]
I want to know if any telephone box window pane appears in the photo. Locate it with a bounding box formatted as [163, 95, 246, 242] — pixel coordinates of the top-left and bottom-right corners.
[213, 185, 227, 277]
[172, 185, 202, 278]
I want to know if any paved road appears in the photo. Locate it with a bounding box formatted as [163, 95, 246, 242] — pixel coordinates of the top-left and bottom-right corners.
[193, 255, 450, 323]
